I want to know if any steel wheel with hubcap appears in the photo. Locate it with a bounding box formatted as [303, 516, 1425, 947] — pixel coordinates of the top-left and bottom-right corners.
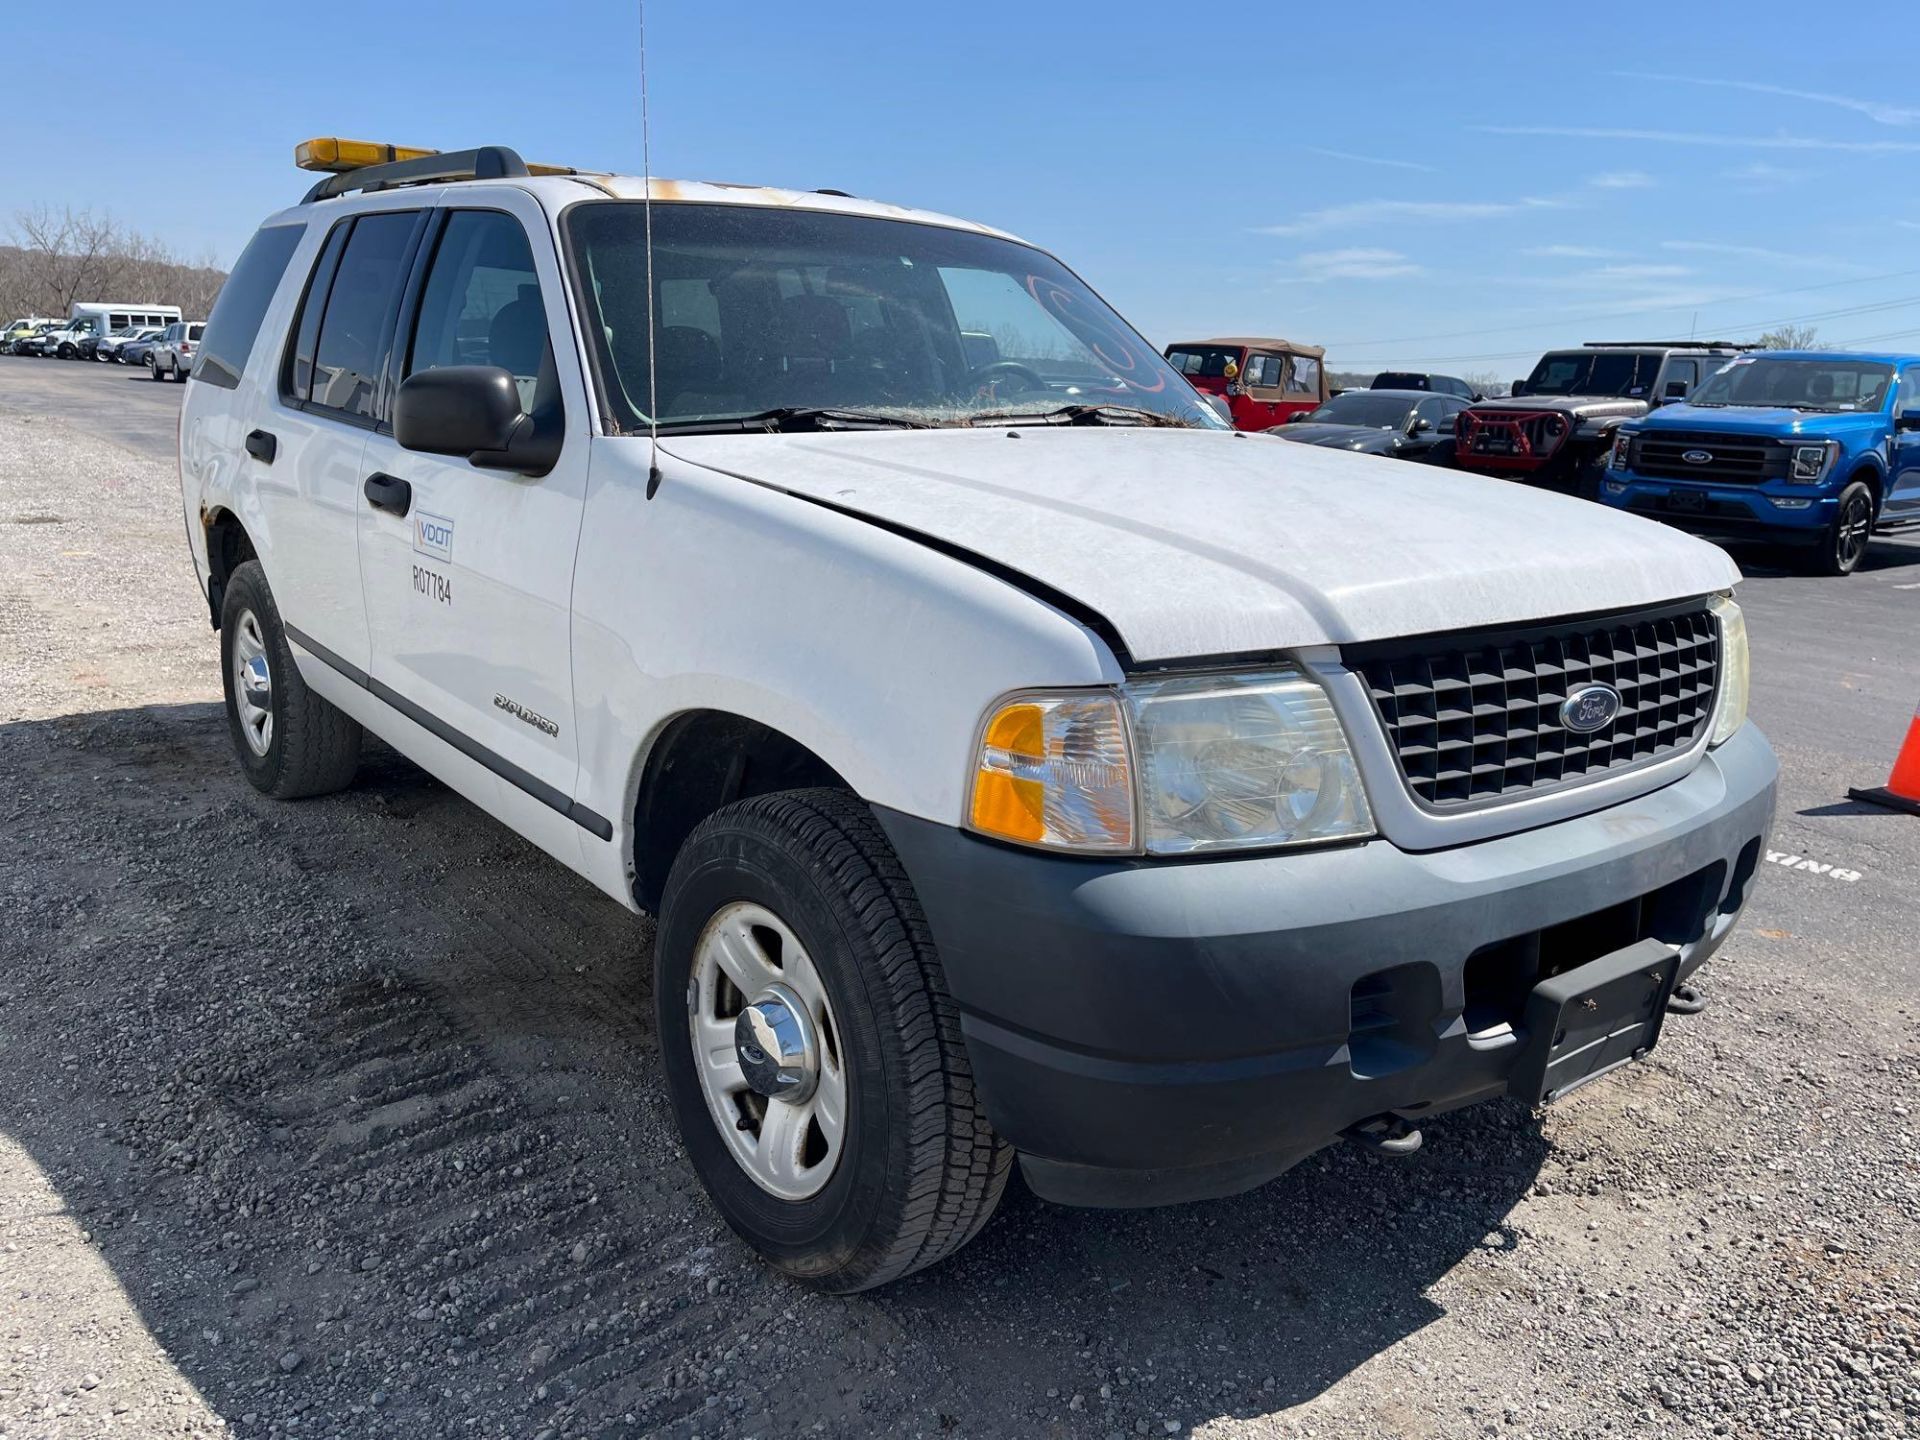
[689, 901, 848, 1201]
[218, 559, 363, 798]
[656, 788, 1012, 1293]
[231, 609, 274, 757]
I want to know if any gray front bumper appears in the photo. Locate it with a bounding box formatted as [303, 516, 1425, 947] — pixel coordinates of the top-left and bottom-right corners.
[878, 723, 1778, 1207]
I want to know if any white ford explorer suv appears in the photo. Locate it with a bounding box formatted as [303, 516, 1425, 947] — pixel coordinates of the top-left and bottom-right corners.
[180, 139, 1778, 1293]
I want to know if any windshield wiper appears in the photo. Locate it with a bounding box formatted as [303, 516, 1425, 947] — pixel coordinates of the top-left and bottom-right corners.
[969, 403, 1194, 429]
[654, 406, 934, 435]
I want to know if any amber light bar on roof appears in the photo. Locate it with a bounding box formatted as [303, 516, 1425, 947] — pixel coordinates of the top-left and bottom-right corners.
[294, 137, 441, 173]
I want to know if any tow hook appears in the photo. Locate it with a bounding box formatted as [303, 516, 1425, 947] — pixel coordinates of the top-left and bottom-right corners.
[1342, 1113, 1423, 1158]
[1667, 983, 1707, 1015]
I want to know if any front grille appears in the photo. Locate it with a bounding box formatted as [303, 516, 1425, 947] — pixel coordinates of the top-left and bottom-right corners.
[1632, 431, 1786, 485]
[1457, 409, 1573, 468]
[1352, 604, 1720, 809]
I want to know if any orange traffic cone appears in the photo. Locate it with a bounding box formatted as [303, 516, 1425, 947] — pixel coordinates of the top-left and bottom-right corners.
[1849, 700, 1920, 817]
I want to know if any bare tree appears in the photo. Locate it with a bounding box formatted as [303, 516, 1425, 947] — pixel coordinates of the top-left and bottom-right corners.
[1463, 369, 1507, 397]
[0, 207, 228, 323]
[1755, 324, 1824, 350]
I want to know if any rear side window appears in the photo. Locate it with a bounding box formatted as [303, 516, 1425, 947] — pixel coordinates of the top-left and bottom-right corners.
[302, 211, 419, 420]
[406, 210, 550, 411]
[197, 224, 303, 390]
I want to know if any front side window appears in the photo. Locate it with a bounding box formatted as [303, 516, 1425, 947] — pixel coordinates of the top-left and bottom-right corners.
[566, 202, 1219, 431]
[1689, 357, 1895, 413]
[408, 210, 553, 414]
[309, 211, 419, 419]
[197, 223, 303, 390]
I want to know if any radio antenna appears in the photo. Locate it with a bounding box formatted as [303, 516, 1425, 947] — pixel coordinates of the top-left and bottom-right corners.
[640, 0, 661, 494]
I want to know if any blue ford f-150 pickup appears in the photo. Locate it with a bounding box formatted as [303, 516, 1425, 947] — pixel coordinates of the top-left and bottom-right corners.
[1600, 350, 1920, 575]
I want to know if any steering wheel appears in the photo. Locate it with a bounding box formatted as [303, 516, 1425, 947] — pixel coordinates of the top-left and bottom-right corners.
[967, 360, 1049, 402]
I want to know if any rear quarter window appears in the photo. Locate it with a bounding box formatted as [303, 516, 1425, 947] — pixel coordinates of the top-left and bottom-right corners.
[196, 224, 304, 390]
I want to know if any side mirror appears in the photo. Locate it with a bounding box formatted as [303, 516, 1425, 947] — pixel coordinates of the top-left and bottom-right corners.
[395, 366, 557, 475]
[1410, 417, 1433, 434]
[1898, 407, 1920, 434]
[1509, 379, 1528, 397]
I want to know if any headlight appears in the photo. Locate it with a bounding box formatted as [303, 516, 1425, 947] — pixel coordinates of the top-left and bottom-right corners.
[969, 667, 1374, 855]
[1610, 431, 1633, 469]
[1789, 441, 1836, 483]
[1708, 594, 1749, 746]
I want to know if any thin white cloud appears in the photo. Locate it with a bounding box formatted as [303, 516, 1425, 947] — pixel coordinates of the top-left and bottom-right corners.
[1724, 161, 1806, 186]
[1660, 240, 1863, 272]
[1586, 263, 1693, 281]
[1588, 171, 1654, 189]
[1478, 125, 1920, 153]
[1523, 244, 1621, 259]
[1615, 71, 1920, 127]
[1254, 196, 1565, 237]
[1286, 247, 1424, 281]
[1304, 147, 1439, 174]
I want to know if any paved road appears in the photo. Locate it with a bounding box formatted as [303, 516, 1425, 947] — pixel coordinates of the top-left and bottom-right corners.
[2, 357, 1915, 1439]
[0, 351, 184, 460]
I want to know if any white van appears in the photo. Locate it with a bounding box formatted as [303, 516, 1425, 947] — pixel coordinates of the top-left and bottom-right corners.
[52, 302, 182, 358]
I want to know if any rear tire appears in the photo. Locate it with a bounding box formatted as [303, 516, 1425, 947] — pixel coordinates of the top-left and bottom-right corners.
[656, 789, 1011, 1293]
[218, 560, 363, 798]
[1806, 481, 1875, 576]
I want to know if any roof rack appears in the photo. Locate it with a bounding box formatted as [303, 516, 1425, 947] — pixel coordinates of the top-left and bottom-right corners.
[1581, 339, 1756, 350]
[301, 145, 572, 204]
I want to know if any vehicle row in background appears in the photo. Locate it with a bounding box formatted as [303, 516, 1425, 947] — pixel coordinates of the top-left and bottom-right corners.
[1599, 349, 1920, 575]
[4, 303, 182, 358]
[1450, 342, 1750, 496]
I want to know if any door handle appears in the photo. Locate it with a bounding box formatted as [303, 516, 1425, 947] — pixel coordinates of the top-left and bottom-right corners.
[244, 428, 277, 464]
[363, 472, 413, 518]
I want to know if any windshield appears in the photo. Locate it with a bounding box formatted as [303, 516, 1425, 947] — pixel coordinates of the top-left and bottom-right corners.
[1301, 392, 1415, 428]
[1688, 356, 1894, 412]
[1371, 372, 1428, 390]
[1165, 346, 1243, 380]
[1523, 350, 1662, 398]
[565, 202, 1220, 431]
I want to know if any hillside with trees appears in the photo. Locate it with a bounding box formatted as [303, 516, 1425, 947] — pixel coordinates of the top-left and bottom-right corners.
[0, 207, 226, 322]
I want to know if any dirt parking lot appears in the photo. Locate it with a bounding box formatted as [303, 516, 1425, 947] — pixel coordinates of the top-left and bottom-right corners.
[2, 354, 1917, 1440]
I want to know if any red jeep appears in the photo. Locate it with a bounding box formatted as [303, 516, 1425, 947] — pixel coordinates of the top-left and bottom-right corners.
[1165, 337, 1327, 432]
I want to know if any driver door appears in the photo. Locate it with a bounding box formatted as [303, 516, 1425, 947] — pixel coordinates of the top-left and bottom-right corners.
[355, 196, 591, 804]
[1890, 365, 1920, 521]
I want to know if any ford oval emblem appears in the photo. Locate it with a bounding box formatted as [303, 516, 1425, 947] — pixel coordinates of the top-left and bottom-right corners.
[1681, 449, 1713, 465]
[1561, 683, 1622, 734]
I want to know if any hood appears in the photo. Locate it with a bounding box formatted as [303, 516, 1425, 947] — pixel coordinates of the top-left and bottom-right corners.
[660, 427, 1740, 664]
[1636, 403, 1888, 438]
[1471, 395, 1647, 421]
[1275, 423, 1400, 453]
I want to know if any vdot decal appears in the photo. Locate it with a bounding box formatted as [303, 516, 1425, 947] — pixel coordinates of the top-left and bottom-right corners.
[494, 694, 560, 738]
[413, 512, 454, 563]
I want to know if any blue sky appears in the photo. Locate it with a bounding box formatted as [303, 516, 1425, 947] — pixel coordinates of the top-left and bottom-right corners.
[9, 2, 1920, 375]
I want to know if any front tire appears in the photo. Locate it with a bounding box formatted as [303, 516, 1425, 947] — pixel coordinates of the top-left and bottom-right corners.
[656, 789, 1011, 1293]
[219, 560, 362, 798]
[1807, 481, 1874, 576]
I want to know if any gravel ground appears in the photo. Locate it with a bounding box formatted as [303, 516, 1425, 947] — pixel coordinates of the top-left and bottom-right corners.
[1, 374, 1916, 1439]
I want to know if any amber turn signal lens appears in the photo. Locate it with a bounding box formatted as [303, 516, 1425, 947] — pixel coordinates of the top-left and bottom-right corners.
[968, 694, 1134, 852]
